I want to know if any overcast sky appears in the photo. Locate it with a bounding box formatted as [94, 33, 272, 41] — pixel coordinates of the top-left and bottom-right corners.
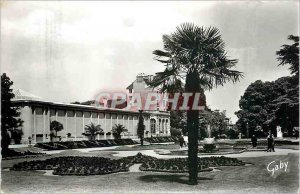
[1, 1, 298, 122]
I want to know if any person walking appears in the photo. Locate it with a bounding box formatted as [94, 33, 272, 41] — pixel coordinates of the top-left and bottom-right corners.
[270, 133, 275, 152]
[179, 135, 184, 148]
[267, 132, 272, 152]
[267, 132, 275, 152]
[251, 135, 257, 148]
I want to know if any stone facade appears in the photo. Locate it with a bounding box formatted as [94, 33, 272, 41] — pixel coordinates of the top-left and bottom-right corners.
[12, 89, 170, 144]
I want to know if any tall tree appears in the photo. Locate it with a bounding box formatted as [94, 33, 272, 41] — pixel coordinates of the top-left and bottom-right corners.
[1, 73, 23, 155]
[276, 35, 299, 76]
[235, 76, 299, 137]
[137, 110, 145, 145]
[236, 35, 299, 137]
[149, 23, 242, 184]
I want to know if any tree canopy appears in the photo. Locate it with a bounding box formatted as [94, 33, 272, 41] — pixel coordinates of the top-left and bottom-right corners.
[276, 35, 299, 76]
[112, 124, 127, 140]
[235, 76, 299, 136]
[199, 110, 229, 138]
[236, 35, 299, 137]
[84, 123, 103, 140]
[50, 121, 64, 137]
[1, 73, 23, 155]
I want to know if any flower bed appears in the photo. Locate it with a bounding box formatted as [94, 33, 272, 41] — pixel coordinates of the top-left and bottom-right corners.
[144, 136, 180, 144]
[140, 156, 245, 173]
[11, 153, 245, 175]
[2, 149, 46, 159]
[11, 156, 130, 175]
[34, 139, 138, 150]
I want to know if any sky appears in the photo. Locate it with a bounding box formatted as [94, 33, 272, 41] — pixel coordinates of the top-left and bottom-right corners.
[1, 1, 299, 122]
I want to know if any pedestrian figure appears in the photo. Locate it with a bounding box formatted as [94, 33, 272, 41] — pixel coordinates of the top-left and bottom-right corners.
[270, 134, 275, 152]
[267, 132, 272, 152]
[183, 135, 188, 147]
[267, 132, 275, 152]
[179, 135, 184, 148]
[251, 135, 257, 148]
[28, 137, 32, 147]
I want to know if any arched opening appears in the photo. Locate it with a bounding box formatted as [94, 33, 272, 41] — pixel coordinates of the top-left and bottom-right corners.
[150, 119, 156, 134]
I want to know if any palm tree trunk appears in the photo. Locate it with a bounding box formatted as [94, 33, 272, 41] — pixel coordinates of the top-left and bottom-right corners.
[185, 71, 201, 185]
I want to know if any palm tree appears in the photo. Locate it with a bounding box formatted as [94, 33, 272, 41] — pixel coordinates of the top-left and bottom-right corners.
[276, 35, 299, 76]
[112, 124, 128, 140]
[83, 123, 103, 141]
[148, 23, 243, 185]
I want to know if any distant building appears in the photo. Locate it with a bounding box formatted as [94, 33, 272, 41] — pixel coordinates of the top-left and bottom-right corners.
[12, 74, 170, 144]
[126, 73, 170, 137]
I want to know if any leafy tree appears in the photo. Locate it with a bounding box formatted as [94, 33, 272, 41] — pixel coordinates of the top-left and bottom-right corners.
[148, 23, 242, 185]
[225, 128, 239, 139]
[170, 110, 186, 133]
[170, 127, 182, 136]
[83, 123, 103, 140]
[235, 76, 299, 137]
[276, 35, 299, 76]
[50, 121, 64, 139]
[112, 124, 127, 140]
[137, 110, 145, 145]
[1, 73, 23, 155]
[11, 128, 24, 144]
[199, 110, 229, 139]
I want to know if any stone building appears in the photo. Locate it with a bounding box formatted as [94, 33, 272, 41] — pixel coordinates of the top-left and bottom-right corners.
[12, 75, 170, 144]
[126, 73, 170, 137]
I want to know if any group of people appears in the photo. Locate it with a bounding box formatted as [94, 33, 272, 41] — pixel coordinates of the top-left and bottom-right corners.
[251, 132, 275, 152]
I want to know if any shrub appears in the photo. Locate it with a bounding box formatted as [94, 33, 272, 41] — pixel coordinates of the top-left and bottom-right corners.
[202, 144, 217, 153]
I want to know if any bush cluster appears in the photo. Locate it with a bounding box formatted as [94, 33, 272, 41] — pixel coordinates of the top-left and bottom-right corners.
[2, 149, 45, 158]
[35, 139, 138, 150]
[144, 136, 180, 144]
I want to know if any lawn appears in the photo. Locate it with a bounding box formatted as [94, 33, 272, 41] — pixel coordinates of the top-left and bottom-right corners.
[1, 150, 298, 194]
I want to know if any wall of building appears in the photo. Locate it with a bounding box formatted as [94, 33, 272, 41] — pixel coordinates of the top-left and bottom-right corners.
[18, 103, 170, 144]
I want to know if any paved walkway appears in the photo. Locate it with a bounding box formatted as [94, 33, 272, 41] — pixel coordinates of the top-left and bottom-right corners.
[112, 148, 299, 159]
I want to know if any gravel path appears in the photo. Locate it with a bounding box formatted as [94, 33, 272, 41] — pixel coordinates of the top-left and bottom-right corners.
[111, 148, 299, 158]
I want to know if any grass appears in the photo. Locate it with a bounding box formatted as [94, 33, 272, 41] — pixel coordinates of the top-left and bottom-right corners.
[2, 142, 299, 193]
[2, 153, 298, 193]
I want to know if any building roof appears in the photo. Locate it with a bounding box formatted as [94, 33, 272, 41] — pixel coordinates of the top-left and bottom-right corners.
[126, 81, 134, 90]
[13, 89, 43, 100]
[11, 89, 170, 116]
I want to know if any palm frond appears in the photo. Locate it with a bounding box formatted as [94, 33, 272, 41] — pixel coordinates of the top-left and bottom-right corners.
[151, 22, 243, 92]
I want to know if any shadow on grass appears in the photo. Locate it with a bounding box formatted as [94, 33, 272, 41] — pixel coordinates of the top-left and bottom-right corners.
[139, 174, 213, 185]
